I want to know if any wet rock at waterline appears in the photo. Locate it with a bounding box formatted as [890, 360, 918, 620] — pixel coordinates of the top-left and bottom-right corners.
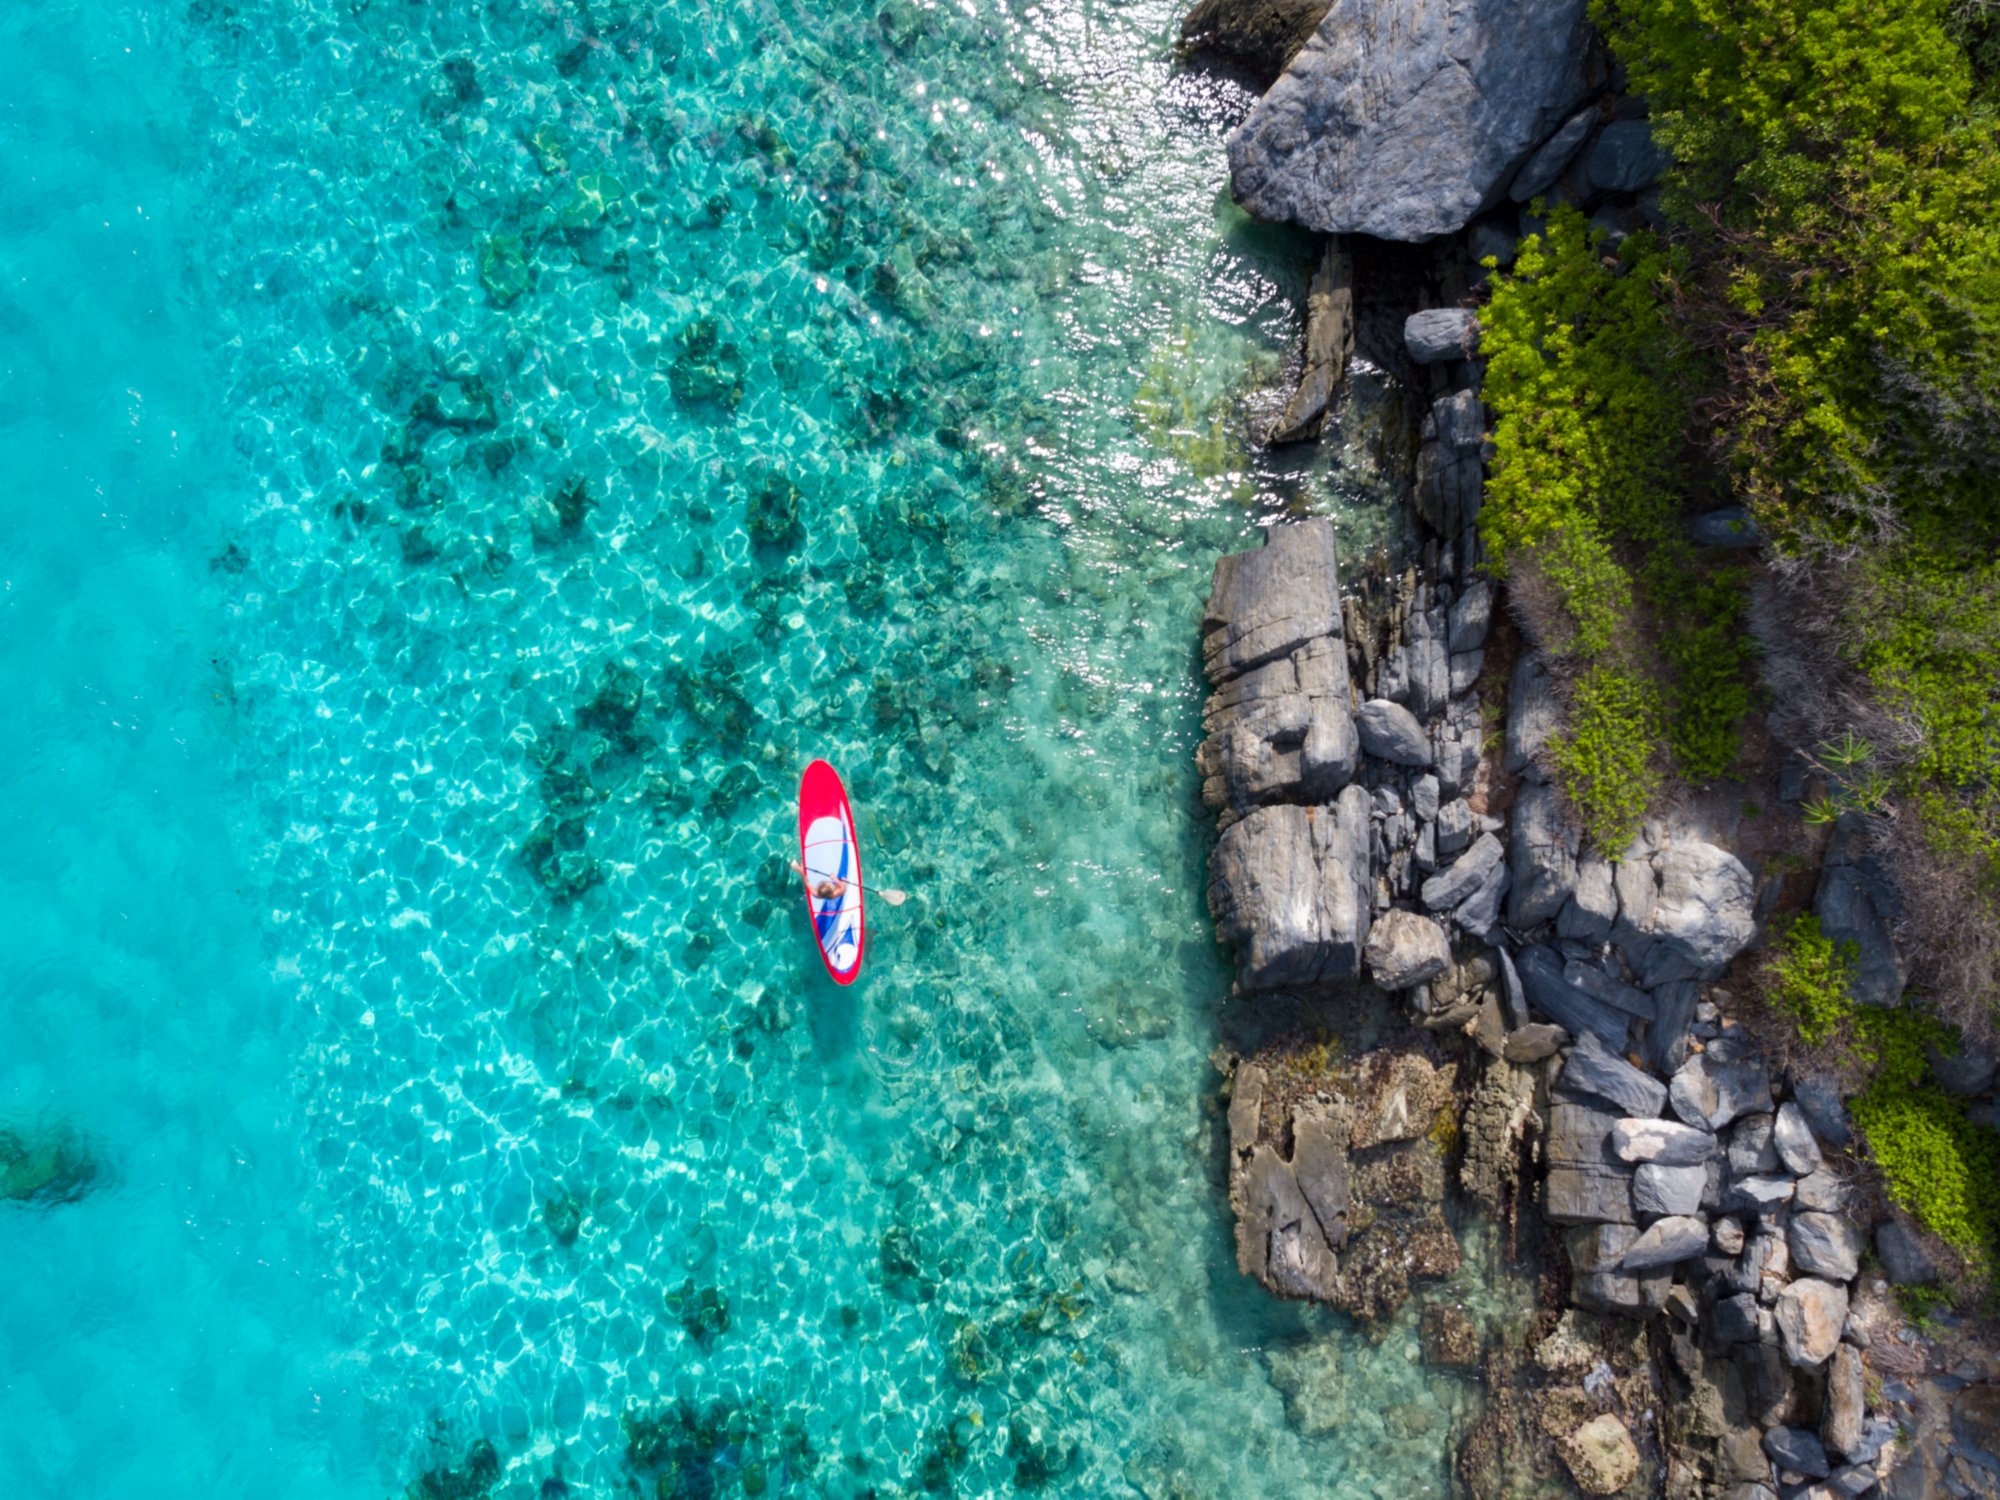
[1227, 0, 1595, 239]
[1178, 0, 1337, 88]
[1271, 240, 1355, 443]
[1228, 1049, 1461, 1321]
[1209, 790, 1373, 989]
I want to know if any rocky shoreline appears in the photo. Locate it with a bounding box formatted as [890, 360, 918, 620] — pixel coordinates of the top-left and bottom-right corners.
[1180, 0, 2000, 1492]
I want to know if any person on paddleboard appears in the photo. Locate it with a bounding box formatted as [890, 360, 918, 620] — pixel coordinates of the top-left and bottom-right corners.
[791, 858, 847, 903]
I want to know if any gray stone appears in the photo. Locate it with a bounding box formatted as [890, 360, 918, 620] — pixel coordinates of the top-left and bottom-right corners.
[1774, 1278, 1848, 1367]
[1558, 1030, 1668, 1116]
[1729, 1113, 1780, 1177]
[1712, 1215, 1745, 1255]
[1415, 390, 1486, 538]
[1448, 579, 1492, 654]
[1873, 1219, 1937, 1285]
[1646, 980, 1701, 1076]
[1517, 943, 1630, 1049]
[1561, 958, 1657, 1020]
[1671, 1053, 1774, 1131]
[1773, 1101, 1823, 1176]
[1814, 860, 1905, 1007]
[1355, 698, 1433, 766]
[1822, 1343, 1865, 1458]
[1789, 1212, 1863, 1281]
[1845, 1417, 1896, 1467]
[1410, 773, 1441, 824]
[1271, 240, 1356, 443]
[1448, 649, 1484, 696]
[1202, 519, 1343, 683]
[1198, 635, 1358, 812]
[1405, 307, 1479, 364]
[1612, 1117, 1719, 1166]
[1503, 1023, 1566, 1062]
[1364, 908, 1452, 990]
[1632, 1162, 1707, 1217]
[1227, 0, 1594, 240]
[1691, 506, 1761, 549]
[1794, 1166, 1850, 1212]
[1434, 797, 1475, 857]
[1729, 1175, 1796, 1214]
[1509, 104, 1597, 201]
[1616, 840, 1758, 982]
[1579, 120, 1672, 195]
[1509, 779, 1579, 927]
[1557, 855, 1619, 943]
[1504, 653, 1558, 779]
[1825, 1465, 1876, 1498]
[1421, 831, 1504, 911]
[1620, 1214, 1707, 1269]
[1763, 1426, 1831, 1480]
[1209, 787, 1372, 990]
[1451, 853, 1512, 938]
[1930, 1037, 1998, 1096]
[1544, 1098, 1635, 1226]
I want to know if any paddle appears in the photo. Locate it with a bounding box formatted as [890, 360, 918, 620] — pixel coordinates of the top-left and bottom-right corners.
[791, 858, 909, 907]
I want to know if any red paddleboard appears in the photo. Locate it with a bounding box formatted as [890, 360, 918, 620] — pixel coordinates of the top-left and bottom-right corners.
[797, 759, 866, 985]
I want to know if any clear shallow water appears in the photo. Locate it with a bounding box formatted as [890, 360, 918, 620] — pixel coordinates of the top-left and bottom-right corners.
[2, 1, 1469, 1495]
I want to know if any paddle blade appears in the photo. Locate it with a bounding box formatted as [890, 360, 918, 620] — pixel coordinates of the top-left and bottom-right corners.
[877, 887, 908, 906]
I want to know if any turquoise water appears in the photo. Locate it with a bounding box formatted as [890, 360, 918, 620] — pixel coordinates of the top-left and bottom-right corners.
[1, 1, 1470, 1495]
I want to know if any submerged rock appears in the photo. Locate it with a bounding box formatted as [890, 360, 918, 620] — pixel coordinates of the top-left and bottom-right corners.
[1227, 0, 1595, 240]
[0, 1125, 99, 1207]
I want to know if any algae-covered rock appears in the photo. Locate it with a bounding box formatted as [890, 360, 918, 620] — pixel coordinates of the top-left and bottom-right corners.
[1561, 1413, 1639, 1496]
[0, 1125, 98, 1206]
[479, 235, 534, 307]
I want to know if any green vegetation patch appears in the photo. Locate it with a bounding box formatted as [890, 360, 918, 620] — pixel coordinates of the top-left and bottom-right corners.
[1478, 208, 1750, 848]
[1765, 913, 1859, 1047]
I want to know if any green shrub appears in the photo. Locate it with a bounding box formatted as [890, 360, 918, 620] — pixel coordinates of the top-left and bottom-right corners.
[1550, 664, 1662, 851]
[1849, 1005, 2000, 1281]
[1766, 913, 1859, 1046]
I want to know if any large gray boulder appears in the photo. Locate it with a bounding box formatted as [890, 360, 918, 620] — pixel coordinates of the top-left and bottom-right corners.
[1619, 1215, 1707, 1269]
[1544, 1098, 1635, 1225]
[1198, 636, 1358, 813]
[1355, 698, 1433, 766]
[1613, 838, 1757, 982]
[1404, 308, 1479, 364]
[1517, 943, 1630, 1049]
[1815, 862, 1906, 1006]
[1227, 0, 1595, 240]
[1179, 0, 1337, 89]
[1364, 908, 1452, 990]
[1556, 1030, 1666, 1116]
[1789, 1211, 1864, 1282]
[1774, 1277, 1848, 1368]
[1421, 830, 1506, 911]
[1209, 786, 1373, 989]
[1202, 519, 1342, 684]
